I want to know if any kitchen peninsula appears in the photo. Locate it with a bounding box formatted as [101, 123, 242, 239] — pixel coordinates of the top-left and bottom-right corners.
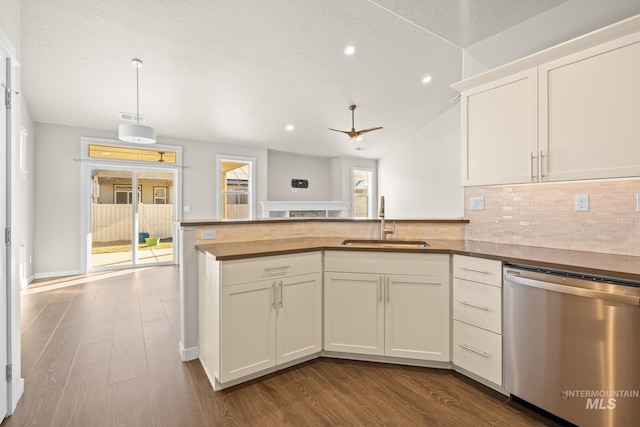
[179, 218, 640, 392]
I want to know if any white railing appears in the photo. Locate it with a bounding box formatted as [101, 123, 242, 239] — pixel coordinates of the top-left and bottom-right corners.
[92, 203, 174, 243]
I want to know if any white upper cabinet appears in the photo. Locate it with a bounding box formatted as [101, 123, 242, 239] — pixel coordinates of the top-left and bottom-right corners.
[539, 32, 640, 181]
[461, 69, 538, 186]
[456, 20, 640, 186]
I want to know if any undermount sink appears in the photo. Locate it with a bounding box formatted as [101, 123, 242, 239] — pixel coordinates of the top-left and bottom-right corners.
[341, 239, 430, 248]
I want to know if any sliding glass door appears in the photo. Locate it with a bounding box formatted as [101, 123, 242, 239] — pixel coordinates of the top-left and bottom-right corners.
[89, 166, 176, 270]
[91, 168, 134, 268]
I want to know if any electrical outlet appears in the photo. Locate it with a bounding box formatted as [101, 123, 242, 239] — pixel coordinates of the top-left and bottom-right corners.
[470, 196, 485, 210]
[201, 230, 216, 240]
[575, 194, 589, 212]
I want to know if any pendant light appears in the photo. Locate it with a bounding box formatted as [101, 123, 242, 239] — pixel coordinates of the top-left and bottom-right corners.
[119, 58, 156, 144]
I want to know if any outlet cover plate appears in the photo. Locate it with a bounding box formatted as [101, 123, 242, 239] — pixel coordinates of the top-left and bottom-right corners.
[575, 194, 589, 212]
[201, 230, 216, 240]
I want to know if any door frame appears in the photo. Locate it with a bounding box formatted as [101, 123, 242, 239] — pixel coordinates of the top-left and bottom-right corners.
[79, 138, 183, 273]
[1, 26, 21, 417]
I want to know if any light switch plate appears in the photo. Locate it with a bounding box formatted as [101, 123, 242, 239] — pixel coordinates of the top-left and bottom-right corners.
[636, 193, 640, 213]
[470, 196, 485, 210]
[575, 194, 589, 212]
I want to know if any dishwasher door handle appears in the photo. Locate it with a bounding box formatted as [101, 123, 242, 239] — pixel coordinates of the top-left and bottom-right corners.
[505, 273, 640, 306]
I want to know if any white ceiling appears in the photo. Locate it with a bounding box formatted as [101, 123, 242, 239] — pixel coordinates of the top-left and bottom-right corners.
[19, 0, 640, 159]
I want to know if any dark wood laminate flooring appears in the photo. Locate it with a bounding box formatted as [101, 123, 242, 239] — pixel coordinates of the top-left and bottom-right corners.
[2, 266, 564, 427]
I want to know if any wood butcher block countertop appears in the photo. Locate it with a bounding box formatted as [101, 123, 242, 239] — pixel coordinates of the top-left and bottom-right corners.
[197, 238, 640, 283]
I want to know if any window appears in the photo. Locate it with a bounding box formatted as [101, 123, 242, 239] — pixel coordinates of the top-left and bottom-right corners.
[154, 187, 168, 204]
[352, 168, 374, 218]
[88, 144, 177, 164]
[218, 156, 255, 219]
[114, 185, 141, 204]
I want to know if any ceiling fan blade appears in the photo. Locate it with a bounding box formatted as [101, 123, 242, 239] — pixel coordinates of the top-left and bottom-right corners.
[327, 128, 353, 136]
[354, 126, 383, 136]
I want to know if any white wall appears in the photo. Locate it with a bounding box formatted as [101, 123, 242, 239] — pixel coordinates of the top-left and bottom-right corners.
[0, 0, 20, 59]
[267, 150, 332, 201]
[331, 157, 378, 216]
[180, 138, 268, 221]
[378, 106, 463, 219]
[33, 123, 268, 277]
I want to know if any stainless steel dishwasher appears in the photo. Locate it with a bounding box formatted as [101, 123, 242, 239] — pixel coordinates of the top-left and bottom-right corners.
[504, 265, 640, 427]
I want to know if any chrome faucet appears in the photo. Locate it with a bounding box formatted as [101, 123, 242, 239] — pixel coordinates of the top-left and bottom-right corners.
[379, 195, 395, 239]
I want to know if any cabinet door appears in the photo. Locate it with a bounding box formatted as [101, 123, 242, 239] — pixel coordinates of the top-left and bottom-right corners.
[539, 32, 640, 181]
[220, 280, 276, 382]
[461, 68, 538, 186]
[324, 272, 384, 356]
[276, 273, 322, 364]
[385, 275, 450, 361]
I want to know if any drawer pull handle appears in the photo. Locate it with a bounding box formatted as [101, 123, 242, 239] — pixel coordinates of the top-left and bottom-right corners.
[264, 265, 291, 272]
[459, 344, 489, 358]
[459, 301, 489, 311]
[459, 266, 490, 275]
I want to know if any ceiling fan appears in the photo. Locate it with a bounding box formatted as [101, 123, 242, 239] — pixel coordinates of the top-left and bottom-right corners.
[328, 104, 383, 139]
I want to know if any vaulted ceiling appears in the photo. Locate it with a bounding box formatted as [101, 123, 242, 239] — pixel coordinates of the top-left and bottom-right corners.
[19, 0, 640, 159]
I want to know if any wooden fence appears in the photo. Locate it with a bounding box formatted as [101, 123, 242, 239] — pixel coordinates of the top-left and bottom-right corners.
[92, 204, 174, 243]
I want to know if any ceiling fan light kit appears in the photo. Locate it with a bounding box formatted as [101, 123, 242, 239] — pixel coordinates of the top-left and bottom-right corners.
[328, 104, 383, 139]
[119, 58, 157, 144]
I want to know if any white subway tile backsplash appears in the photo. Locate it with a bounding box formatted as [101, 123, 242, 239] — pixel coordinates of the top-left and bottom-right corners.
[465, 179, 640, 256]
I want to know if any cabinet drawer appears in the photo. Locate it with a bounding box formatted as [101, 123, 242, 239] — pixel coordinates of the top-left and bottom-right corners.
[325, 251, 449, 276]
[453, 255, 502, 287]
[221, 251, 321, 286]
[453, 278, 502, 334]
[453, 320, 502, 386]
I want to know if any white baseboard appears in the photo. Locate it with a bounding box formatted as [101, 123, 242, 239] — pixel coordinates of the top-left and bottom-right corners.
[179, 342, 199, 361]
[34, 269, 84, 280]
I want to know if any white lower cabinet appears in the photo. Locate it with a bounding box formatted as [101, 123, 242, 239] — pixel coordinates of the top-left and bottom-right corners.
[221, 272, 322, 382]
[452, 255, 503, 387]
[324, 252, 450, 362]
[199, 251, 322, 388]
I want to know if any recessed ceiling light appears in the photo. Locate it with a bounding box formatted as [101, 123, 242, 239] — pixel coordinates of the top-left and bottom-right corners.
[344, 45, 355, 56]
[285, 124, 294, 131]
[422, 75, 432, 84]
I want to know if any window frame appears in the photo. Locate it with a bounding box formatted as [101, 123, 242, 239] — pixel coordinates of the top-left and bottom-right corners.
[351, 167, 376, 219]
[216, 155, 256, 220]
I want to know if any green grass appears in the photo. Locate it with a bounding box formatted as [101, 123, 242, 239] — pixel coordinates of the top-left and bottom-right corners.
[92, 241, 173, 254]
